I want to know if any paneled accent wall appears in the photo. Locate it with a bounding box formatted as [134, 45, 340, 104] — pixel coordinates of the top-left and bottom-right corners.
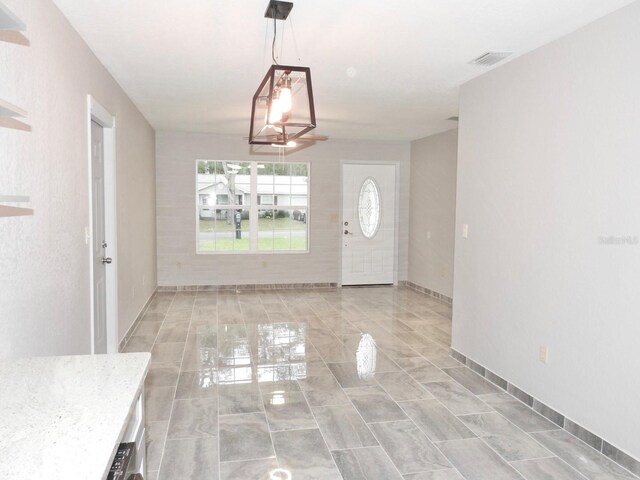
[156, 132, 410, 286]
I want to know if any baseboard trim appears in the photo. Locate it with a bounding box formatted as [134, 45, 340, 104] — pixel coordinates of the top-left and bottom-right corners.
[118, 288, 158, 352]
[450, 348, 640, 477]
[399, 280, 453, 306]
[157, 282, 338, 292]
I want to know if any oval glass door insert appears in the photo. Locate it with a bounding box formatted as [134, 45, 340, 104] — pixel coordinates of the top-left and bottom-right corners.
[358, 178, 381, 239]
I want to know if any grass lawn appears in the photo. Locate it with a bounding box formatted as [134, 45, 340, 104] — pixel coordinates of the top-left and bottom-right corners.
[199, 236, 307, 252]
[199, 217, 306, 232]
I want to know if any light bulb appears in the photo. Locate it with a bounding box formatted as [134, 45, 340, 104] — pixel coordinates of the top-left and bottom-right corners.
[268, 98, 283, 124]
[279, 87, 292, 113]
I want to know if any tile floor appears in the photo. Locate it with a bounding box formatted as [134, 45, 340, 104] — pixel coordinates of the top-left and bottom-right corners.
[124, 287, 638, 480]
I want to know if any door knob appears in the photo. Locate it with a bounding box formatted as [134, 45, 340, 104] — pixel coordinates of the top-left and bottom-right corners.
[344, 230, 353, 235]
[102, 257, 113, 264]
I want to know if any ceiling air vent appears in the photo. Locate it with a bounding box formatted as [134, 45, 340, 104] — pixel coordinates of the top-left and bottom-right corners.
[469, 51, 513, 66]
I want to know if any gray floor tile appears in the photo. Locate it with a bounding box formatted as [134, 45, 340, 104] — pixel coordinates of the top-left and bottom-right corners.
[333, 446, 404, 480]
[262, 391, 316, 431]
[396, 357, 451, 383]
[145, 386, 176, 422]
[399, 399, 476, 442]
[145, 366, 180, 388]
[156, 323, 190, 343]
[403, 470, 465, 480]
[370, 420, 451, 474]
[143, 288, 638, 480]
[220, 457, 279, 480]
[436, 438, 523, 480]
[135, 321, 163, 337]
[376, 371, 434, 401]
[145, 421, 168, 472]
[481, 394, 559, 433]
[168, 398, 218, 439]
[219, 412, 274, 462]
[158, 437, 219, 480]
[511, 457, 587, 480]
[346, 386, 408, 423]
[458, 412, 551, 461]
[315, 341, 357, 363]
[423, 381, 492, 415]
[298, 375, 350, 406]
[150, 342, 185, 367]
[218, 382, 263, 415]
[175, 371, 218, 399]
[532, 430, 636, 479]
[414, 345, 462, 369]
[312, 404, 378, 449]
[272, 429, 342, 480]
[124, 335, 156, 353]
[328, 362, 378, 388]
[442, 367, 501, 395]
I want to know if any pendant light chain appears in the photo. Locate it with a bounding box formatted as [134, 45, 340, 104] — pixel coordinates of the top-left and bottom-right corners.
[272, 14, 279, 65]
[288, 13, 302, 64]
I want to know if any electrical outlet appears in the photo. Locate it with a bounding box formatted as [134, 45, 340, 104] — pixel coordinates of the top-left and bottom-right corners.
[427, 231, 431, 240]
[462, 224, 469, 239]
[539, 345, 549, 364]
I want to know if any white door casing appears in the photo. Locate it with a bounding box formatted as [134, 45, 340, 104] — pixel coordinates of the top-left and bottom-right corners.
[88, 96, 118, 354]
[341, 164, 396, 285]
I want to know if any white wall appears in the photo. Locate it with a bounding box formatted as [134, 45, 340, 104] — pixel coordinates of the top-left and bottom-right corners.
[409, 129, 458, 297]
[453, 2, 640, 459]
[0, 0, 156, 357]
[156, 132, 410, 286]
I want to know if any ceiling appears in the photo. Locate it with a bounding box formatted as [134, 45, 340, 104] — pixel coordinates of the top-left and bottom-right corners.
[53, 0, 635, 141]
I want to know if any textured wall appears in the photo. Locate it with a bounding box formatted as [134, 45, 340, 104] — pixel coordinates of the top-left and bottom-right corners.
[156, 132, 410, 286]
[454, 2, 640, 459]
[409, 129, 458, 297]
[0, 0, 156, 357]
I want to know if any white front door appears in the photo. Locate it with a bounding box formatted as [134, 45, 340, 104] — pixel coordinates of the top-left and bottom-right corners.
[91, 120, 108, 354]
[341, 164, 396, 285]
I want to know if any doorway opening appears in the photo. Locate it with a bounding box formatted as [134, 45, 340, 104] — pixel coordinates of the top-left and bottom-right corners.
[87, 96, 118, 353]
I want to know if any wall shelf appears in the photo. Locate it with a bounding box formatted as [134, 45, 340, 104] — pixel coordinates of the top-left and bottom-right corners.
[0, 196, 33, 217]
[0, 98, 30, 131]
[0, 2, 25, 31]
[0, 98, 27, 118]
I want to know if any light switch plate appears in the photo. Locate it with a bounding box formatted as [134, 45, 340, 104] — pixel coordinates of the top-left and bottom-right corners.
[462, 224, 469, 239]
[539, 345, 549, 364]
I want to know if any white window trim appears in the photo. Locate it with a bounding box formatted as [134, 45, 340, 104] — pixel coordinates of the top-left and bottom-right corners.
[195, 161, 310, 255]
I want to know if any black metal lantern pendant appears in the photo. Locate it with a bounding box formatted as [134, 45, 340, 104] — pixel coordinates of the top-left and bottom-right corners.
[248, 1, 316, 146]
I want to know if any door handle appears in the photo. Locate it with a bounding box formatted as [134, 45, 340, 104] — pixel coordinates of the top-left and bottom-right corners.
[102, 257, 113, 264]
[344, 230, 353, 235]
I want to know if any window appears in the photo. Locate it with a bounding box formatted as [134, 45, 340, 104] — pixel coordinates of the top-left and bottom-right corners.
[197, 160, 309, 253]
[358, 178, 381, 239]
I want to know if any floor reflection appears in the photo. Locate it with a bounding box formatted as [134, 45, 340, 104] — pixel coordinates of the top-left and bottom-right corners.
[356, 333, 377, 380]
[195, 322, 310, 385]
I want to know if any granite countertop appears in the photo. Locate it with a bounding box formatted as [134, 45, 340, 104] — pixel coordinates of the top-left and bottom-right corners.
[0, 353, 150, 479]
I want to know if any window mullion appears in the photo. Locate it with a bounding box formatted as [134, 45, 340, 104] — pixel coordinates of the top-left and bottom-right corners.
[250, 163, 258, 251]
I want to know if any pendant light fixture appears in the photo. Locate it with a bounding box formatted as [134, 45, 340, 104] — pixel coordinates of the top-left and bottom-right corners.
[249, 0, 316, 146]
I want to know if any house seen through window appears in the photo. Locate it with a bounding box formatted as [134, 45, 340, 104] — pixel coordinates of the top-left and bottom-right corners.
[197, 160, 309, 253]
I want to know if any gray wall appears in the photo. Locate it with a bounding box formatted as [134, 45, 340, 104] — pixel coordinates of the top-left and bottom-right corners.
[454, 2, 640, 459]
[0, 0, 157, 357]
[156, 132, 410, 286]
[409, 129, 458, 297]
